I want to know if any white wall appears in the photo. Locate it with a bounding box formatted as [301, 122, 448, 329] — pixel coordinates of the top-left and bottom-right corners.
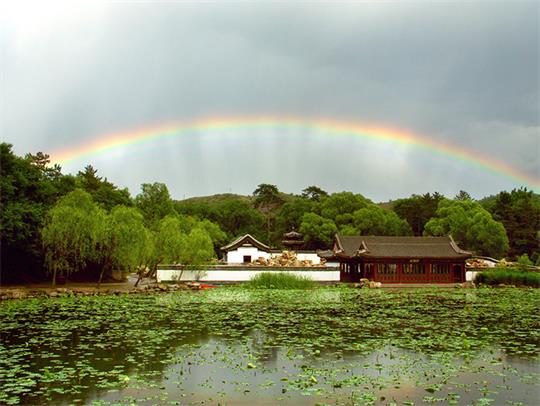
[293, 252, 321, 264]
[226, 247, 271, 264]
[157, 268, 340, 282]
[225, 248, 335, 267]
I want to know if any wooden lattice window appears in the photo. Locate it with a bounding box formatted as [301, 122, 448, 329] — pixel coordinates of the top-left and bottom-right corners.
[378, 263, 397, 274]
[432, 264, 450, 274]
[403, 263, 426, 274]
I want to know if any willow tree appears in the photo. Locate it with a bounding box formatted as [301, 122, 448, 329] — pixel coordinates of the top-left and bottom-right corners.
[42, 189, 108, 286]
[156, 215, 187, 264]
[106, 206, 148, 287]
[134, 215, 187, 286]
[181, 227, 215, 280]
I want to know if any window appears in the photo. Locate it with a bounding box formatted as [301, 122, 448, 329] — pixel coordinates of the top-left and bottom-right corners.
[403, 263, 426, 274]
[432, 264, 450, 274]
[365, 263, 375, 274]
[378, 263, 397, 274]
[243, 255, 252, 264]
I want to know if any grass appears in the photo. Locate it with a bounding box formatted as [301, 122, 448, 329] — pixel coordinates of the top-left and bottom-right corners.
[476, 267, 540, 287]
[244, 272, 315, 289]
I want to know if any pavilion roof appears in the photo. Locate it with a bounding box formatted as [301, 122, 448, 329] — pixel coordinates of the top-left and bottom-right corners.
[220, 234, 271, 253]
[334, 235, 472, 259]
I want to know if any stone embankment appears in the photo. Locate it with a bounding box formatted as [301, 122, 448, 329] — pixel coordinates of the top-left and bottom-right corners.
[0, 282, 204, 301]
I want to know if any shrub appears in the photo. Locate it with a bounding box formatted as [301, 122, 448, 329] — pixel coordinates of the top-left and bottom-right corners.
[476, 268, 540, 287]
[244, 272, 315, 289]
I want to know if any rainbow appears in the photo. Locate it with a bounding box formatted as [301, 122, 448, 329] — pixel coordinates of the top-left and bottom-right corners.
[49, 116, 540, 190]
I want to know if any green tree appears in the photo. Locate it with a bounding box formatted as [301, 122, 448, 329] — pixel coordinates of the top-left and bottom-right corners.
[182, 227, 215, 268]
[155, 215, 187, 264]
[41, 189, 108, 286]
[299, 212, 338, 249]
[424, 200, 509, 258]
[352, 206, 387, 235]
[516, 253, 533, 268]
[392, 192, 444, 236]
[1, 144, 76, 282]
[195, 219, 228, 255]
[273, 198, 315, 245]
[319, 192, 370, 227]
[214, 199, 266, 240]
[135, 182, 175, 226]
[253, 183, 283, 208]
[107, 206, 149, 285]
[352, 206, 412, 236]
[77, 165, 131, 211]
[134, 215, 187, 286]
[488, 188, 540, 260]
[301, 185, 328, 201]
[253, 183, 284, 245]
[454, 190, 472, 201]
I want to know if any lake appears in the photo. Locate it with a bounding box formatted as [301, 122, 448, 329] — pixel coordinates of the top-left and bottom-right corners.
[0, 288, 538, 405]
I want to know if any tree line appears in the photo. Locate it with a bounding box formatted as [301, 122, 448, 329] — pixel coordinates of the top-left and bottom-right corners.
[2, 143, 539, 283]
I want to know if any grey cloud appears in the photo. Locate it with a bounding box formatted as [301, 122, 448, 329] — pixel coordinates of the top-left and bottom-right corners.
[2, 1, 538, 200]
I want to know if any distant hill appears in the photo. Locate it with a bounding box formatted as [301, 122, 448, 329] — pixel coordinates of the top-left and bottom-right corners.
[176, 192, 297, 206]
[377, 201, 394, 210]
[177, 193, 252, 205]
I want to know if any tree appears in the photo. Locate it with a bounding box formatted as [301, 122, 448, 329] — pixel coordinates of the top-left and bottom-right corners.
[1, 144, 76, 282]
[301, 186, 328, 201]
[134, 215, 186, 286]
[392, 192, 444, 236]
[253, 184, 283, 208]
[155, 216, 187, 264]
[253, 183, 284, 245]
[41, 190, 108, 286]
[77, 165, 131, 210]
[135, 182, 175, 226]
[214, 199, 266, 241]
[424, 200, 509, 258]
[319, 192, 371, 227]
[352, 207, 387, 235]
[299, 213, 338, 249]
[487, 188, 540, 260]
[107, 206, 149, 286]
[454, 190, 472, 201]
[273, 198, 315, 245]
[352, 206, 412, 236]
[195, 219, 228, 256]
[181, 227, 215, 269]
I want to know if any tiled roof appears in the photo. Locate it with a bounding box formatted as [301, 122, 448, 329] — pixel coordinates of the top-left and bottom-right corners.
[317, 249, 338, 260]
[335, 235, 472, 259]
[283, 230, 303, 239]
[220, 234, 271, 252]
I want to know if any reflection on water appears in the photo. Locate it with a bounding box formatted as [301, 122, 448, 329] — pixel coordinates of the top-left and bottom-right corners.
[1, 288, 539, 405]
[93, 337, 540, 406]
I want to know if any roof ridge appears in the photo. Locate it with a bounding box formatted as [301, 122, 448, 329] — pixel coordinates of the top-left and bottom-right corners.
[448, 235, 473, 255]
[220, 233, 270, 251]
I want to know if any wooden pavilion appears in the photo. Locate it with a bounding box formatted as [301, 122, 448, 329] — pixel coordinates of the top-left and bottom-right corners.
[333, 235, 472, 283]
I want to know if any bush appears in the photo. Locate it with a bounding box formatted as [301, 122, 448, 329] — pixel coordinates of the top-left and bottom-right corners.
[244, 272, 315, 289]
[476, 268, 540, 287]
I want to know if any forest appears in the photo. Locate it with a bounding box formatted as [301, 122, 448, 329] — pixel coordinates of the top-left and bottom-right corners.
[2, 142, 539, 283]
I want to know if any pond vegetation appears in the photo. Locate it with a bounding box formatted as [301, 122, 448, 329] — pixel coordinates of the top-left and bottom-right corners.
[0, 287, 539, 405]
[244, 272, 316, 289]
[476, 268, 540, 287]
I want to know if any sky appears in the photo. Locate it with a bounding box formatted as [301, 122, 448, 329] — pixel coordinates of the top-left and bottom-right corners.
[1, 0, 539, 202]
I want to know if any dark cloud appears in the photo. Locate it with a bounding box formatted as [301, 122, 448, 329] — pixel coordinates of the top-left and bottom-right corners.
[2, 1, 538, 200]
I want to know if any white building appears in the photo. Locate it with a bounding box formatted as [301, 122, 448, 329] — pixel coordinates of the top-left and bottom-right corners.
[220, 234, 333, 266]
[220, 234, 272, 264]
